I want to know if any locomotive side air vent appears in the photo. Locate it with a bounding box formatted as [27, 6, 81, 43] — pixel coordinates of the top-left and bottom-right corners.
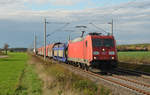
[88, 32, 102, 35]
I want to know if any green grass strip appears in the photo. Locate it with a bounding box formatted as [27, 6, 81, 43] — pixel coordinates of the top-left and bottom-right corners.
[0, 52, 42, 95]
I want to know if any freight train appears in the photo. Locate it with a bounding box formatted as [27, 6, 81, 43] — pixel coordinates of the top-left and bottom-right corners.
[37, 32, 118, 70]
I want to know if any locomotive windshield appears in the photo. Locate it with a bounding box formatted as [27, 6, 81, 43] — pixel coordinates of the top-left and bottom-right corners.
[92, 39, 114, 47]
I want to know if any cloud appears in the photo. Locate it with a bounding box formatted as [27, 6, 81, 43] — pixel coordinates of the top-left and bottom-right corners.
[0, 0, 21, 5]
[0, 0, 150, 47]
[0, 0, 24, 8]
[24, 0, 85, 6]
[50, 0, 83, 6]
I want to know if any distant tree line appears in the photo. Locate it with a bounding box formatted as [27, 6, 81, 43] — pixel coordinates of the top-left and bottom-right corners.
[117, 48, 148, 52]
[9, 48, 27, 52]
[117, 44, 150, 52]
[0, 43, 27, 54]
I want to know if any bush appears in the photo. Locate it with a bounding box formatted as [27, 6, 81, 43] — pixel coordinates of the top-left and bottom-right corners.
[33, 55, 111, 95]
[43, 63, 109, 95]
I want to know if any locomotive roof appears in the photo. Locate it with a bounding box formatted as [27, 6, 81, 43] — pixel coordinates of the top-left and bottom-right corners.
[88, 32, 102, 35]
[70, 34, 114, 43]
[71, 37, 84, 43]
[91, 35, 114, 39]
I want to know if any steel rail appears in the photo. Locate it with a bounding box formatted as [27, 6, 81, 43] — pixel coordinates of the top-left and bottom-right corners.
[112, 75, 150, 88]
[114, 68, 150, 79]
[86, 71, 150, 95]
[36, 56, 150, 95]
[60, 63, 150, 95]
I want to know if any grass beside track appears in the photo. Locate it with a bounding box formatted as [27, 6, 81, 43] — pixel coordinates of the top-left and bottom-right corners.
[0, 52, 42, 95]
[118, 51, 150, 73]
[118, 51, 150, 64]
[33, 55, 111, 95]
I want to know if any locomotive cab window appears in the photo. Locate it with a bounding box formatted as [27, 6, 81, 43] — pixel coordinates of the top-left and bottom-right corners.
[92, 39, 103, 47]
[103, 39, 114, 47]
[92, 38, 114, 47]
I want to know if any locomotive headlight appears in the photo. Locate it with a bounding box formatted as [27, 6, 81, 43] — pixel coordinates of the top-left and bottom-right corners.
[109, 51, 115, 55]
[93, 51, 99, 55]
[111, 57, 115, 60]
[94, 57, 97, 59]
[102, 48, 105, 52]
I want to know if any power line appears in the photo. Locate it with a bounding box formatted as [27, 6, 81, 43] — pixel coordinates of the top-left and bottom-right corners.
[89, 23, 108, 34]
[46, 23, 70, 37]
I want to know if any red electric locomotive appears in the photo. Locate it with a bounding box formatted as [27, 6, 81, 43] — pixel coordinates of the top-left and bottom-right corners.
[67, 32, 118, 70]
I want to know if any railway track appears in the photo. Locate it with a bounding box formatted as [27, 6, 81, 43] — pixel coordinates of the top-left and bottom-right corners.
[59, 63, 150, 95]
[114, 68, 150, 79]
[90, 73, 150, 95]
[37, 55, 150, 95]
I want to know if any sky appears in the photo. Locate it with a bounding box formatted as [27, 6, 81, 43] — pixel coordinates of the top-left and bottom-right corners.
[0, 0, 150, 48]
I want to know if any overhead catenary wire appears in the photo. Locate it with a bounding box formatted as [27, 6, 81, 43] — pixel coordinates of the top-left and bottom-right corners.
[89, 22, 109, 34]
[46, 23, 70, 37]
[36, 22, 70, 48]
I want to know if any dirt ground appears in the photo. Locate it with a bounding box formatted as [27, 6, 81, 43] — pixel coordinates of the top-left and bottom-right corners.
[29, 55, 78, 95]
[0, 56, 8, 58]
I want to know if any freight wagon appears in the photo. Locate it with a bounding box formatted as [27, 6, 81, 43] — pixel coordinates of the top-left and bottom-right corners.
[53, 43, 67, 62]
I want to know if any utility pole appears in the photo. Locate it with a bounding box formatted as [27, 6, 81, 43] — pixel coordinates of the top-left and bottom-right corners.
[111, 19, 113, 35]
[34, 32, 36, 53]
[44, 18, 47, 61]
[108, 19, 114, 35]
[43, 19, 69, 60]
